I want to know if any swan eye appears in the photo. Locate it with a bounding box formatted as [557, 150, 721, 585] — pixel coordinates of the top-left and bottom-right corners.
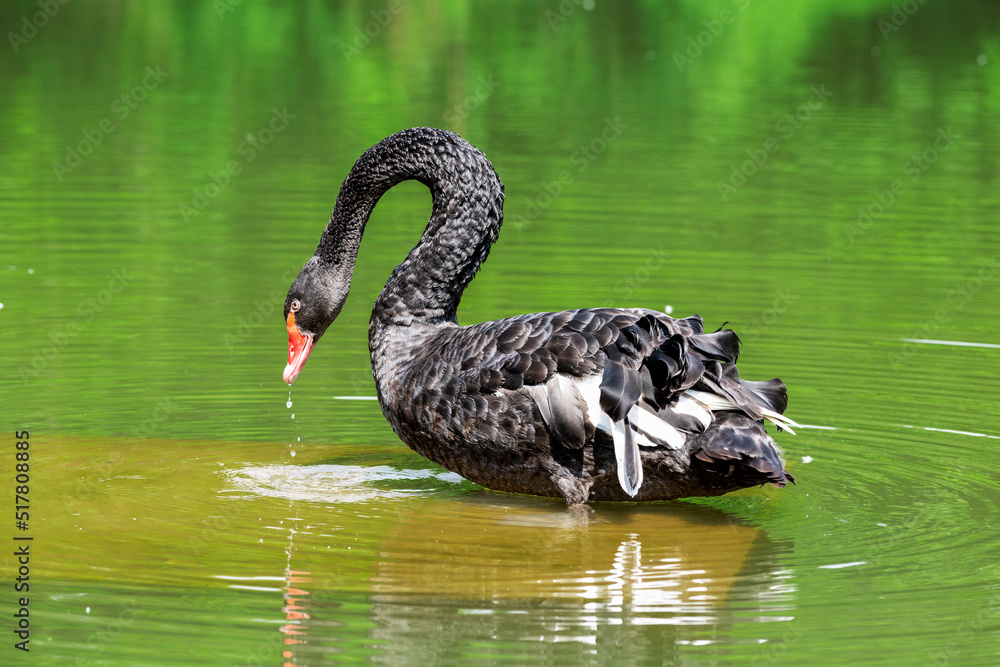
[291, 300, 301, 313]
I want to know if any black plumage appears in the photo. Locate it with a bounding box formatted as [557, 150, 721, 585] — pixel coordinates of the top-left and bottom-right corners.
[283, 128, 795, 504]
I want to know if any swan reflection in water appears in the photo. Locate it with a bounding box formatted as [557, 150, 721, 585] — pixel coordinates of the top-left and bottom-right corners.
[231, 464, 795, 663]
[366, 497, 795, 656]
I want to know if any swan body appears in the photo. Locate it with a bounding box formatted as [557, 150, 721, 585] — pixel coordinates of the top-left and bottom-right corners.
[283, 128, 795, 504]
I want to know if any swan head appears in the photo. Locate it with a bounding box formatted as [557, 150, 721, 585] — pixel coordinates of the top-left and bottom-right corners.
[282, 257, 348, 384]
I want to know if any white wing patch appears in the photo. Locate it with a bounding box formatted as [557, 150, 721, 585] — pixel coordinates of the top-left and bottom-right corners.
[571, 374, 684, 450]
[627, 404, 685, 449]
[611, 418, 642, 497]
[761, 408, 800, 435]
[668, 393, 713, 430]
[570, 373, 604, 427]
[684, 389, 740, 412]
[522, 373, 797, 497]
[686, 389, 800, 435]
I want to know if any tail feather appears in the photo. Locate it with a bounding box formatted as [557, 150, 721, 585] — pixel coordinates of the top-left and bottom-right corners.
[738, 377, 789, 415]
[562, 311, 794, 499]
[653, 392, 713, 433]
[691, 412, 794, 488]
[627, 404, 685, 448]
[688, 328, 741, 363]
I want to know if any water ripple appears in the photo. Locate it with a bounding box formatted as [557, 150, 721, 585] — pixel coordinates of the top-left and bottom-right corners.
[227, 464, 466, 503]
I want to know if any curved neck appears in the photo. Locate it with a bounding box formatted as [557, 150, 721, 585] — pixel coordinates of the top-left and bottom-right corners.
[315, 128, 504, 327]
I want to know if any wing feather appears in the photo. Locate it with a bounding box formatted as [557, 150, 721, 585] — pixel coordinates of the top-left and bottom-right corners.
[417, 307, 792, 502]
[613, 418, 642, 497]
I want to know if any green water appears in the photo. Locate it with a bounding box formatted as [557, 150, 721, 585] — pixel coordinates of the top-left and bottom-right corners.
[2, 1, 999, 664]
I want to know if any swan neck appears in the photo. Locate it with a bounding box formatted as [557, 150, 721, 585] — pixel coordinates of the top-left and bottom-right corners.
[318, 128, 504, 328]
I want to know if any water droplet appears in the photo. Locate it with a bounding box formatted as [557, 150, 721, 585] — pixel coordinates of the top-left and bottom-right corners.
[291, 413, 295, 419]
[0, 303, 4, 310]
[85, 607, 91, 613]
[290, 450, 296, 457]
[27, 268, 34, 274]
[297, 436, 300, 442]
[286, 400, 292, 408]
[977, 54, 987, 66]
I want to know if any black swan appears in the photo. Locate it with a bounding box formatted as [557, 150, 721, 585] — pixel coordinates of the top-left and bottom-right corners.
[282, 127, 796, 504]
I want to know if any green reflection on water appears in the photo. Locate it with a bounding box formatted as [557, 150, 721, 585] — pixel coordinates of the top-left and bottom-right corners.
[2, 0, 999, 665]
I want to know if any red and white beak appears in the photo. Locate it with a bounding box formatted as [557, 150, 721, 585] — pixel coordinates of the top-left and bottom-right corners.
[283, 312, 315, 385]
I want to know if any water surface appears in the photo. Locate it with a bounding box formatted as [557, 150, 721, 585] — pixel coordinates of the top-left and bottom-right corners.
[2, 1, 999, 664]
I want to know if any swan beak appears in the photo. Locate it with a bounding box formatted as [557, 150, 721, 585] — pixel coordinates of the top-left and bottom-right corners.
[283, 312, 315, 385]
